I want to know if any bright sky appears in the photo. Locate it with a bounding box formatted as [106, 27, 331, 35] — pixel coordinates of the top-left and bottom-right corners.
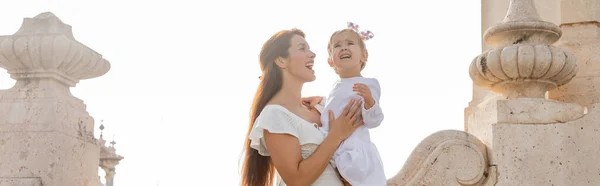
[0, 0, 480, 185]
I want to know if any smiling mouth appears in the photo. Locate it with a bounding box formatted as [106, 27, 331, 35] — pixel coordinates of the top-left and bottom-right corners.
[340, 54, 351, 59]
[305, 61, 314, 71]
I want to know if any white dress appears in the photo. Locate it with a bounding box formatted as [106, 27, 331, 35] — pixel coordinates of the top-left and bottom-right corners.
[318, 77, 387, 186]
[248, 105, 344, 186]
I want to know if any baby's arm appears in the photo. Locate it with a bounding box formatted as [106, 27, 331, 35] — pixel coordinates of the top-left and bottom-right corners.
[355, 80, 384, 129]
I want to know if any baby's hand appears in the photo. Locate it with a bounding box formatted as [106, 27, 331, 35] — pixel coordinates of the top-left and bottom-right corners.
[301, 96, 323, 109]
[353, 83, 374, 109]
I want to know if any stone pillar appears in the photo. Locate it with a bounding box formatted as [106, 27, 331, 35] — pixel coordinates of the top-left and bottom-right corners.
[467, 0, 561, 130]
[98, 123, 123, 186]
[465, 0, 511, 130]
[548, 0, 600, 106]
[468, 0, 575, 156]
[100, 166, 116, 186]
[0, 12, 110, 186]
[99, 148, 122, 186]
[466, 0, 595, 184]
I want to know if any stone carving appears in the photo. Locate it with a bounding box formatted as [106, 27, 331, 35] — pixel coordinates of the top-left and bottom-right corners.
[0, 12, 109, 89]
[387, 130, 495, 186]
[0, 12, 110, 186]
[469, 0, 578, 99]
[465, 0, 600, 185]
[98, 121, 124, 186]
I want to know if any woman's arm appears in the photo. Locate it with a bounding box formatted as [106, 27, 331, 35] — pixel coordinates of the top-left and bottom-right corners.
[265, 99, 363, 186]
[264, 132, 342, 186]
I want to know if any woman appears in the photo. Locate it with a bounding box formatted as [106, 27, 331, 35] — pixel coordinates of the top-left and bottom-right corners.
[241, 28, 364, 186]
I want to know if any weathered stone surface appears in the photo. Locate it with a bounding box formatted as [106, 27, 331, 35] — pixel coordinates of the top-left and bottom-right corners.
[387, 130, 493, 186]
[0, 178, 42, 186]
[0, 12, 109, 186]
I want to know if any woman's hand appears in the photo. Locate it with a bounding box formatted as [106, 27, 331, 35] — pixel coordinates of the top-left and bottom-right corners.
[328, 99, 364, 142]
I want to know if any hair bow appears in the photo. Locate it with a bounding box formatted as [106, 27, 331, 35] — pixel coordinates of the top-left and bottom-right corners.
[347, 22, 374, 41]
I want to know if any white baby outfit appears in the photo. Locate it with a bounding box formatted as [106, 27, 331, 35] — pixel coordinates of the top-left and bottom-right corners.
[317, 77, 386, 186]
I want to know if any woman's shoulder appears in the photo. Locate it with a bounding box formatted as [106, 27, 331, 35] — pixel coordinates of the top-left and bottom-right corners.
[256, 105, 293, 122]
[249, 105, 325, 156]
[252, 105, 303, 133]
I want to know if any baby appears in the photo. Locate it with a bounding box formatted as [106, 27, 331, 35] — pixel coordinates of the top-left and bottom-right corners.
[312, 22, 386, 186]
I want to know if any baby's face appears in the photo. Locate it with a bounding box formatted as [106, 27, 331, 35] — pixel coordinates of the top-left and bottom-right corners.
[328, 31, 366, 73]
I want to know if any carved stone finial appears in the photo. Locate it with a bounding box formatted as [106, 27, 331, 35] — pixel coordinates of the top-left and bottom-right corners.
[110, 135, 116, 147]
[14, 12, 75, 40]
[469, 0, 578, 99]
[100, 119, 105, 131]
[483, 0, 561, 46]
[99, 120, 105, 143]
[0, 12, 110, 89]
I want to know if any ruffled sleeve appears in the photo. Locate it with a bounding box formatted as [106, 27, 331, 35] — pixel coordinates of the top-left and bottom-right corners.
[248, 106, 302, 156]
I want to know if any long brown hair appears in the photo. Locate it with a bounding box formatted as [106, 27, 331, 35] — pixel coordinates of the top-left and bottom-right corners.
[241, 28, 306, 186]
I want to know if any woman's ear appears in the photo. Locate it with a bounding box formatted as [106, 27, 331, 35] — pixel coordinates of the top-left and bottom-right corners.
[275, 57, 287, 69]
